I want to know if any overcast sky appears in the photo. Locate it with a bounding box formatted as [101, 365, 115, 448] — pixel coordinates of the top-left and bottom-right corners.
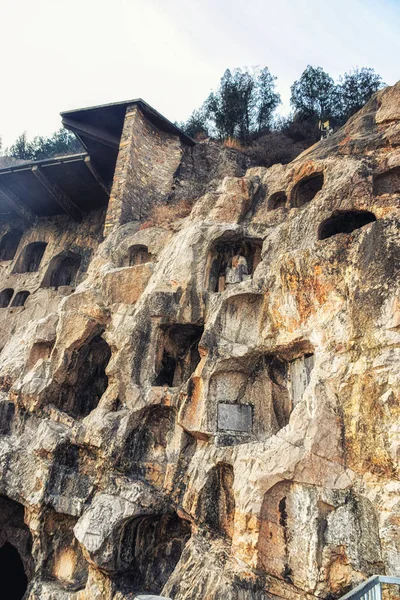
[1, 0, 399, 147]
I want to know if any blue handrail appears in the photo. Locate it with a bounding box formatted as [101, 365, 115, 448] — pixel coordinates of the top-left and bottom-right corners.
[339, 575, 400, 600]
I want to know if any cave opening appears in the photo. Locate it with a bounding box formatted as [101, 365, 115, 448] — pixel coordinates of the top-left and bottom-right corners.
[318, 211, 376, 240]
[41, 253, 82, 289]
[373, 167, 400, 195]
[267, 351, 314, 429]
[56, 334, 111, 419]
[0, 496, 33, 600]
[207, 237, 262, 292]
[196, 463, 235, 539]
[291, 173, 324, 208]
[13, 242, 47, 273]
[268, 191, 287, 211]
[0, 231, 22, 261]
[0, 542, 28, 600]
[128, 244, 153, 266]
[154, 324, 203, 387]
[11, 291, 30, 307]
[0, 288, 14, 308]
[118, 513, 191, 594]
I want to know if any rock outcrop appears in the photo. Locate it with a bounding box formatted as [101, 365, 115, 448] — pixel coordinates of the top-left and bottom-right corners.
[0, 84, 398, 599]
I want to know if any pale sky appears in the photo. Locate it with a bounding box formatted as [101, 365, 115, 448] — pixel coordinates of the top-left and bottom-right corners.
[1, 0, 399, 147]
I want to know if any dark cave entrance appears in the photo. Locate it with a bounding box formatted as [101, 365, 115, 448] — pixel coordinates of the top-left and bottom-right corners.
[0, 496, 33, 600]
[41, 252, 82, 289]
[13, 242, 47, 273]
[56, 334, 111, 419]
[128, 245, 153, 266]
[0, 541, 28, 599]
[119, 513, 191, 594]
[196, 463, 235, 539]
[0, 542, 28, 600]
[291, 173, 324, 207]
[153, 324, 203, 387]
[0, 231, 22, 261]
[318, 211, 376, 240]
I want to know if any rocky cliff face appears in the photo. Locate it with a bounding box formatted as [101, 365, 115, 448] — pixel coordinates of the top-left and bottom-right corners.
[0, 83, 399, 600]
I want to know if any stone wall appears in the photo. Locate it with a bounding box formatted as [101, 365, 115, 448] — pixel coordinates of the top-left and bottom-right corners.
[104, 105, 185, 234]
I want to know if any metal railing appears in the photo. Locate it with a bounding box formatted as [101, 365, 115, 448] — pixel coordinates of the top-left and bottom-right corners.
[339, 576, 400, 600]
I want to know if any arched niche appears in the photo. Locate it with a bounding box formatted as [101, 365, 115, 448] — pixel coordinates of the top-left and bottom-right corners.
[13, 242, 47, 274]
[11, 291, 30, 307]
[0, 231, 22, 261]
[196, 463, 235, 539]
[127, 244, 153, 267]
[41, 252, 82, 289]
[291, 172, 324, 208]
[153, 324, 203, 387]
[268, 191, 287, 211]
[54, 334, 111, 419]
[257, 481, 292, 581]
[373, 167, 400, 195]
[267, 351, 314, 429]
[318, 211, 376, 240]
[118, 512, 191, 594]
[0, 496, 34, 600]
[0, 289, 14, 308]
[206, 236, 262, 292]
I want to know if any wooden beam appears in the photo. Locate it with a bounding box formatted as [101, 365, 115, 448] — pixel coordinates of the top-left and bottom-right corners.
[84, 156, 110, 196]
[61, 117, 120, 149]
[0, 182, 36, 224]
[32, 166, 83, 222]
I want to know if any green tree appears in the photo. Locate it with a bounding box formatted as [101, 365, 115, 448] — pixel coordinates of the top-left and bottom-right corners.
[8, 132, 35, 160]
[256, 67, 281, 132]
[7, 128, 82, 161]
[337, 67, 385, 122]
[202, 67, 280, 141]
[290, 65, 338, 121]
[179, 109, 208, 139]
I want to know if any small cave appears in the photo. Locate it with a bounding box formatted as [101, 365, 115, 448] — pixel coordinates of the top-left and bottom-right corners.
[118, 405, 176, 480]
[0, 496, 34, 600]
[28, 340, 54, 369]
[318, 211, 376, 240]
[10, 291, 30, 307]
[0, 231, 22, 261]
[206, 237, 262, 292]
[153, 324, 203, 387]
[267, 351, 314, 429]
[0, 288, 14, 308]
[196, 463, 235, 539]
[0, 400, 15, 435]
[13, 241, 47, 274]
[41, 252, 82, 289]
[117, 512, 191, 595]
[291, 172, 324, 208]
[42, 511, 88, 591]
[47, 442, 92, 501]
[55, 334, 111, 419]
[373, 167, 400, 195]
[268, 191, 287, 211]
[257, 481, 292, 582]
[127, 244, 153, 266]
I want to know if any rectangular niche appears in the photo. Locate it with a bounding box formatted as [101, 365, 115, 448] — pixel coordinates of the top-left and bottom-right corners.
[217, 403, 253, 433]
[288, 354, 314, 408]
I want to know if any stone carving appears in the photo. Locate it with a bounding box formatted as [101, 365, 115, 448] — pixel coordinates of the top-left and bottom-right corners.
[0, 84, 397, 599]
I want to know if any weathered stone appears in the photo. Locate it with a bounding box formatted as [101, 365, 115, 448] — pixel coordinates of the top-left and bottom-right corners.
[0, 83, 398, 599]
